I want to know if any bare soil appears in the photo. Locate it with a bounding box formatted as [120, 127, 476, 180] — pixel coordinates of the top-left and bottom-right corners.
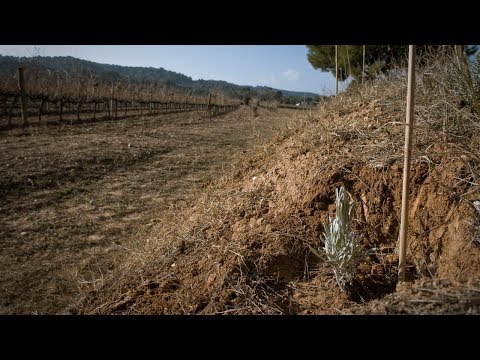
[0, 106, 292, 314]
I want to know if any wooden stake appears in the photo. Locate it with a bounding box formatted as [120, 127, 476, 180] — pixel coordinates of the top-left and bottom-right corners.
[335, 45, 339, 95]
[18, 68, 28, 126]
[398, 45, 416, 282]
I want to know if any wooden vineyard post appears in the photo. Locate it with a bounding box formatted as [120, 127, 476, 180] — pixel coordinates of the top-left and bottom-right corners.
[398, 45, 416, 282]
[335, 45, 339, 95]
[18, 68, 29, 126]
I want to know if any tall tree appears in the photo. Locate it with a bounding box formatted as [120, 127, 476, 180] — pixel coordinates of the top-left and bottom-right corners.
[307, 45, 409, 81]
[307, 45, 479, 82]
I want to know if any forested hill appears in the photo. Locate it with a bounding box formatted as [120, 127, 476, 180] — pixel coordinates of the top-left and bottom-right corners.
[0, 55, 319, 103]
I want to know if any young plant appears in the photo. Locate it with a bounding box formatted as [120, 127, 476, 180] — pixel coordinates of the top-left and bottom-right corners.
[309, 186, 365, 291]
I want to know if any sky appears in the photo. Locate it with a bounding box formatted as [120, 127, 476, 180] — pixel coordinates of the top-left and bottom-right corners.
[0, 45, 350, 95]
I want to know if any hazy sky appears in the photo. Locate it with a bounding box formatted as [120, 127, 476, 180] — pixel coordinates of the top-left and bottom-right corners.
[0, 45, 349, 95]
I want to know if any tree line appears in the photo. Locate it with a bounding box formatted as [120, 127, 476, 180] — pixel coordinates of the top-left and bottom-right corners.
[307, 45, 479, 83]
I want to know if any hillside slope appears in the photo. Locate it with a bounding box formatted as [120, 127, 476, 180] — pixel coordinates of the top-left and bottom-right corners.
[74, 62, 480, 315]
[0, 55, 319, 101]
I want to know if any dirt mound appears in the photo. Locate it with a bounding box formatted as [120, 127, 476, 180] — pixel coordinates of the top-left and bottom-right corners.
[74, 77, 480, 315]
[346, 278, 480, 314]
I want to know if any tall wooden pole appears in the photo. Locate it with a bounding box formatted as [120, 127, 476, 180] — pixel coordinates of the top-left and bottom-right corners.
[398, 45, 416, 282]
[362, 45, 366, 85]
[335, 45, 339, 95]
[18, 68, 28, 126]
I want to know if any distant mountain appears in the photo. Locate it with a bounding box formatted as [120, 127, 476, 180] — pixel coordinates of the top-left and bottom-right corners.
[0, 55, 319, 103]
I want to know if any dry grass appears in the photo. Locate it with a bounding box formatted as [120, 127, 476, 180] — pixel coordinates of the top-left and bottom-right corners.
[0, 106, 293, 314]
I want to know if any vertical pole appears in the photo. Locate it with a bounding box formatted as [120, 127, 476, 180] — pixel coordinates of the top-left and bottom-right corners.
[362, 45, 366, 85]
[335, 45, 339, 95]
[18, 68, 28, 126]
[398, 45, 416, 282]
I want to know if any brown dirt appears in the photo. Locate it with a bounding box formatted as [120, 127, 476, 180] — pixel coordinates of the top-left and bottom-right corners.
[74, 86, 480, 315]
[0, 105, 293, 314]
[345, 278, 480, 314]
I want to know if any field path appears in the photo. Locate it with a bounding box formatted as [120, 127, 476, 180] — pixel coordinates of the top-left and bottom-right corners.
[0, 105, 295, 314]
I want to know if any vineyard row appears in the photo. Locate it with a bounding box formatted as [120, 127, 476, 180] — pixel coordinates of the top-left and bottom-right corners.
[0, 92, 240, 129]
